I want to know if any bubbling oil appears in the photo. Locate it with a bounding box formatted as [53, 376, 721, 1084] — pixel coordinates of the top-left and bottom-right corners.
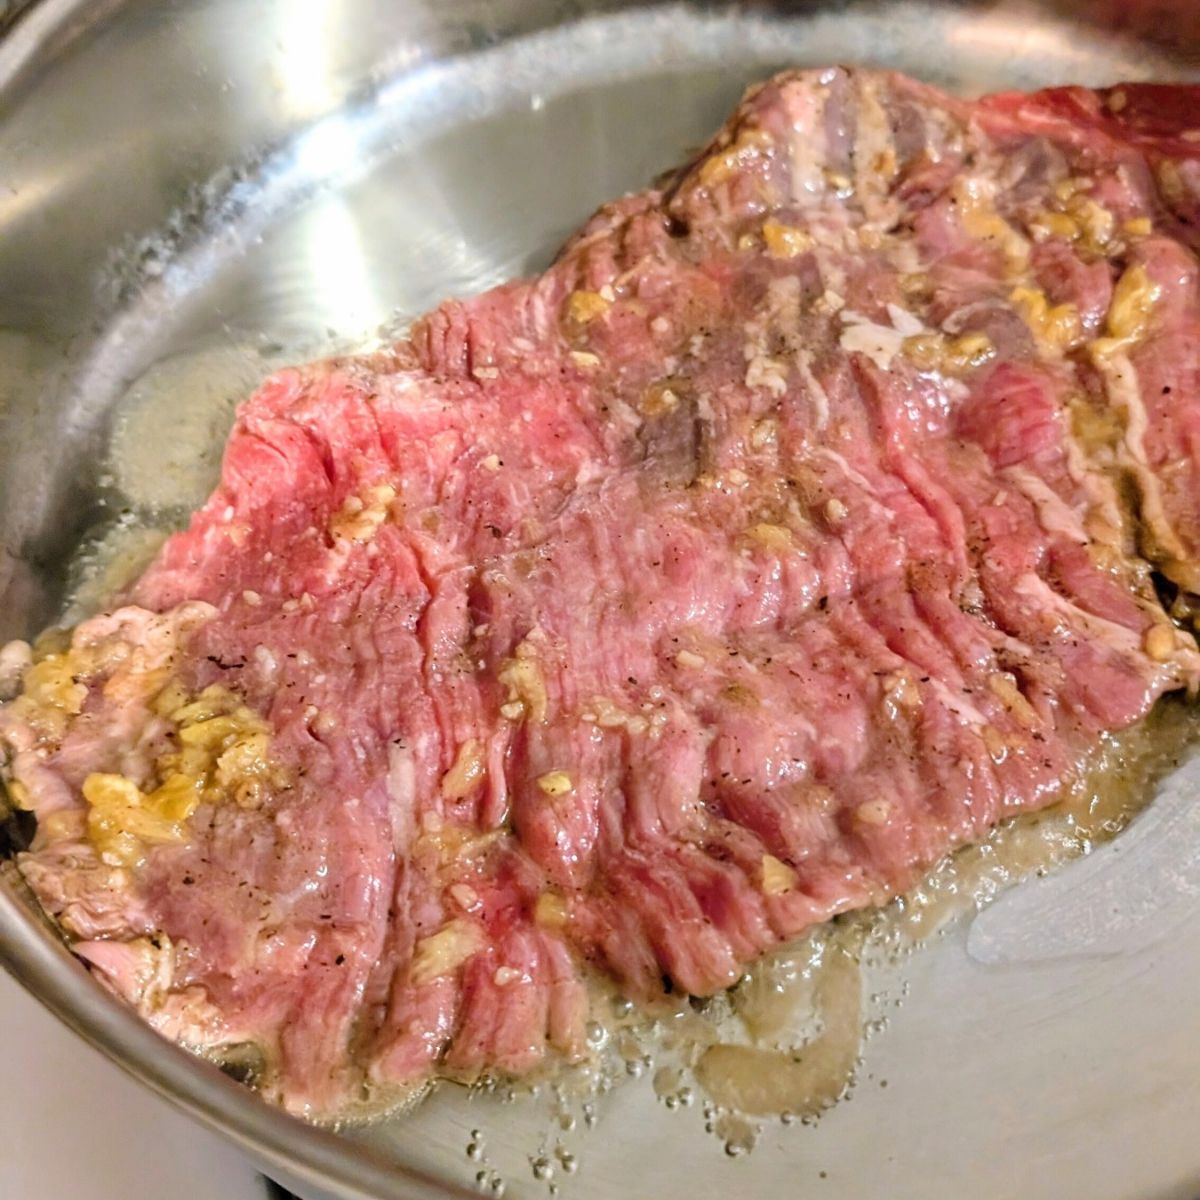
[674, 700, 1198, 1131]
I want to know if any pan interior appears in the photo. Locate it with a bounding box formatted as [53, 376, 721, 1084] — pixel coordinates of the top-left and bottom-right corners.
[1, 3, 1199, 1199]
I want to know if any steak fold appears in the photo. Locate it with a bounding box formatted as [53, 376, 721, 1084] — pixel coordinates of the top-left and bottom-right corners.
[4, 68, 1200, 1116]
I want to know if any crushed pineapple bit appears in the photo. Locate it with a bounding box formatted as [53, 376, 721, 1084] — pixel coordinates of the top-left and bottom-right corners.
[1123, 216, 1153, 237]
[762, 218, 813, 259]
[498, 640, 548, 722]
[535, 891, 568, 929]
[537, 770, 574, 797]
[568, 350, 601, 370]
[699, 126, 773, 187]
[565, 290, 611, 324]
[441, 739, 485, 800]
[1010, 287, 1083, 352]
[901, 330, 995, 374]
[760, 853, 797, 896]
[1144, 623, 1177, 662]
[410, 919, 484, 986]
[1091, 262, 1160, 360]
[746, 522, 793, 551]
[330, 483, 397, 544]
[674, 649, 706, 670]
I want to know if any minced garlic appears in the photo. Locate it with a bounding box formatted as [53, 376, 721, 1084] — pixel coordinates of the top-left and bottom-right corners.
[1029, 193, 1115, 255]
[901, 331, 995, 375]
[1091, 262, 1160, 358]
[83, 772, 202, 869]
[1144, 623, 1177, 663]
[441, 739, 485, 800]
[762, 218, 813, 259]
[14, 654, 87, 730]
[84, 682, 282, 867]
[329, 483, 397, 544]
[953, 177, 1029, 273]
[749, 417, 778, 450]
[410, 919, 484, 986]
[855, 799, 891, 826]
[497, 641, 548, 722]
[535, 891, 568, 929]
[565, 290, 610, 325]
[981, 725, 1009, 764]
[699, 126, 773, 187]
[1010, 287, 1083, 352]
[881, 670, 922, 715]
[746, 522, 793, 551]
[537, 770, 574, 797]
[642, 380, 681, 417]
[760, 853, 797, 896]
[987, 672, 1039, 728]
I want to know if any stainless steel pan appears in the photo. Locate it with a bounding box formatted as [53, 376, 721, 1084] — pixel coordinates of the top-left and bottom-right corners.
[2, 3, 1200, 1198]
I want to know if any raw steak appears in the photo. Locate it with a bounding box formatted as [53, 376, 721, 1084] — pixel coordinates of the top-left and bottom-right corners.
[4, 68, 1200, 1117]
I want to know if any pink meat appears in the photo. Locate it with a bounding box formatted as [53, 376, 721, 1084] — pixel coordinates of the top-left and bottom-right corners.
[4, 67, 1200, 1116]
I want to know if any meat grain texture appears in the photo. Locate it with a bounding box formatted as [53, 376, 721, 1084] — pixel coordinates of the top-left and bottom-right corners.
[4, 68, 1200, 1116]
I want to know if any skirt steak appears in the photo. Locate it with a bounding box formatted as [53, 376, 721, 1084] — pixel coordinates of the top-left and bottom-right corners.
[4, 68, 1200, 1115]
